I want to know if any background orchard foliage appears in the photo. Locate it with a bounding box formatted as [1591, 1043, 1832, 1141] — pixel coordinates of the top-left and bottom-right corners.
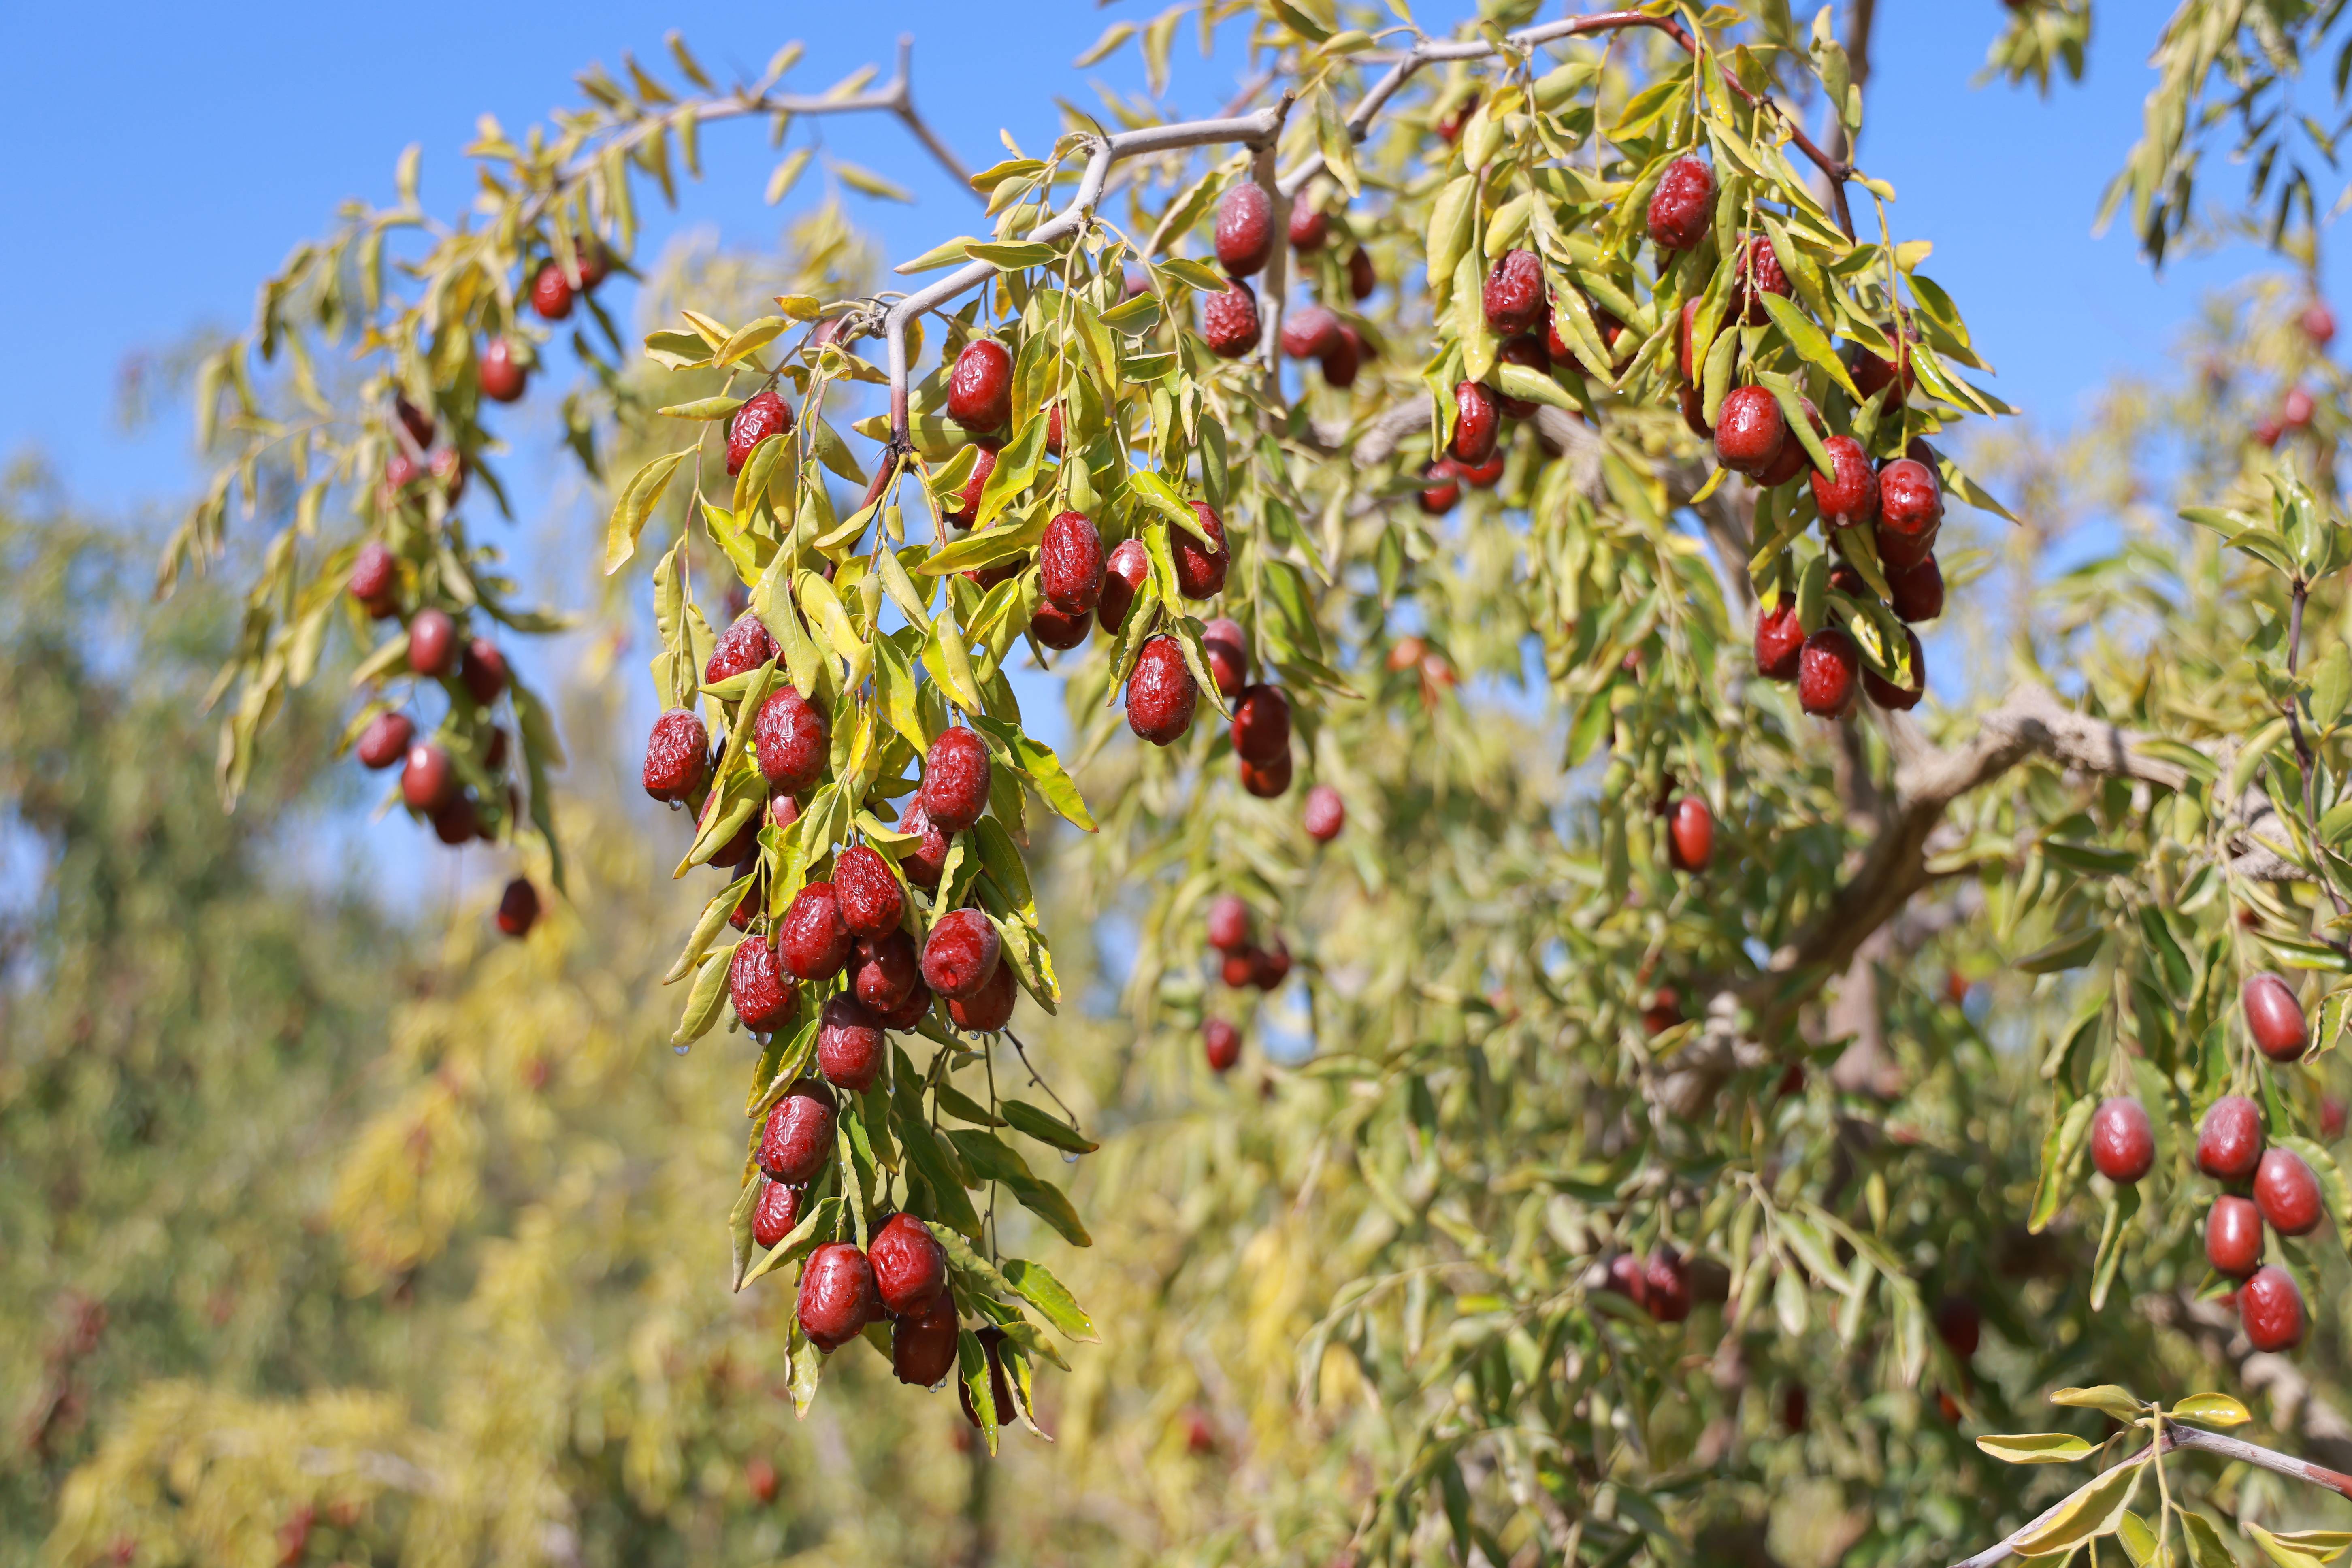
[21, 2, 2352, 1566]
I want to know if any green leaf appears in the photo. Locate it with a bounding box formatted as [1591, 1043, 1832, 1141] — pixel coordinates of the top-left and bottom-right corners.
[2043, 839, 2139, 876]
[2250, 1523, 2352, 1568]
[670, 946, 733, 1046]
[1003, 1258, 1099, 1342]
[2008, 1460, 2143, 1557]
[603, 448, 695, 574]
[2169, 1393, 2252, 1427]
[2181, 1511, 2239, 1568]
[2019, 927, 2107, 974]
[1758, 291, 1860, 399]
[1977, 1432, 2098, 1464]
[2051, 1385, 2146, 1422]
[1000, 1098, 1098, 1154]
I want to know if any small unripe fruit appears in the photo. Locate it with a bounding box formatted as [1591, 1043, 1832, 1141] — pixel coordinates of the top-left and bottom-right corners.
[1240, 751, 1292, 798]
[852, 930, 920, 1012]
[1418, 461, 1461, 516]
[1754, 598, 1804, 682]
[349, 541, 401, 615]
[1040, 511, 1106, 614]
[946, 339, 1014, 432]
[947, 957, 1019, 1033]
[705, 614, 778, 685]
[1483, 249, 1545, 337]
[1886, 556, 1945, 623]
[643, 710, 710, 803]
[1099, 538, 1150, 634]
[1450, 381, 1500, 465]
[869, 1213, 948, 1318]
[529, 261, 573, 320]
[1728, 234, 1790, 326]
[460, 639, 508, 706]
[1797, 629, 1860, 718]
[2207, 1195, 2264, 1279]
[1173, 503, 1230, 599]
[817, 993, 886, 1092]
[753, 1179, 801, 1250]
[1127, 635, 1199, 745]
[2197, 1096, 2265, 1181]
[758, 1078, 837, 1185]
[1215, 183, 1274, 277]
[834, 846, 905, 939]
[1863, 629, 1926, 712]
[1810, 435, 1879, 527]
[1204, 1018, 1241, 1073]
[893, 1297, 961, 1386]
[1206, 895, 1252, 954]
[1645, 1251, 1692, 1323]
[1935, 1296, 1981, 1359]
[922, 908, 1002, 1001]
[479, 337, 527, 403]
[1348, 247, 1376, 300]
[1713, 386, 1786, 475]
[2240, 1265, 2305, 1352]
[402, 743, 456, 812]
[1645, 156, 1717, 252]
[946, 442, 998, 529]
[1201, 618, 1248, 698]
[1201, 278, 1261, 358]
[780, 882, 853, 982]
[1279, 305, 1342, 360]
[495, 877, 539, 937]
[797, 1242, 880, 1352]
[1875, 459, 1943, 570]
[1666, 798, 1713, 872]
[731, 937, 797, 1033]
[408, 609, 458, 677]
[2245, 972, 2308, 1060]
[1303, 785, 1345, 842]
[1231, 684, 1291, 765]
[357, 711, 415, 770]
[1289, 201, 1328, 252]
[897, 805, 950, 889]
[2090, 1096, 2155, 1183]
[726, 390, 793, 476]
[921, 729, 992, 833]
[1320, 323, 1363, 388]
[2256, 1148, 2324, 1236]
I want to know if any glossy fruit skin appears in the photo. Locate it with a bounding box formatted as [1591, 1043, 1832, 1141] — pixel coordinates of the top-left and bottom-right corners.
[1875, 459, 1943, 570]
[2197, 1095, 2265, 1181]
[643, 710, 711, 803]
[780, 882, 853, 982]
[479, 337, 527, 403]
[529, 261, 573, 320]
[921, 729, 992, 833]
[945, 442, 998, 529]
[1288, 201, 1328, 251]
[401, 743, 456, 812]
[1321, 323, 1363, 388]
[1713, 386, 1786, 475]
[1215, 183, 1274, 277]
[1240, 751, 1293, 799]
[357, 711, 415, 770]
[2207, 1196, 2264, 1279]
[408, 609, 458, 677]
[1173, 503, 1230, 599]
[1030, 602, 1091, 650]
[1645, 1251, 1692, 1323]
[897, 804, 950, 889]
[947, 958, 1019, 1033]
[1753, 412, 1815, 488]
[1798, 629, 1860, 718]
[1492, 335, 1551, 418]
[1099, 538, 1150, 634]
[1040, 511, 1106, 614]
[748, 686, 822, 794]
[726, 390, 793, 476]
[852, 930, 920, 1012]
[1303, 784, 1346, 843]
[946, 339, 1014, 432]
[817, 993, 887, 1092]
[1483, 249, 1545, 337]
[1456, 457, 1508, 494]
[921, 909, 1001, 1001]
[1202, 278, 1261, 358]
[1418, 462, 1461, 515]
[1279, 305, 1342, 360]
[2090, 1097, 2156, 1183]
[1646, 156, 1717, 251]
[1231, 684, 1292, 765]
[1206, 894, 1252, 954]
[1042, 404, 1065, 456]
[1450, 381, 1500, 465]
[1935, 1297, 1981, 1359]
[893, 1297, 960, 1386]
[878, 978, 934, 1032]
[731, 937, 797, 1033]
[1728, 234, 1790, 326]
[2240, 1265, 2306, 1352]
[705, 614, 779, 685]
[1863, 628, 1926, 711]
[1810, 435, 1879, 527]
[798, 1243, 880, 1352]
[1251, 940, 1291, 990]
[2256, 1148, 2325, 1235]
[1666, 798, 1713, 873]
[833, 846, 905, 940]
[350, 541, 400, 614]
[1348, 247, 1376, 300]
[1127, 635, 1199, 744]
[1886, 556, 1945, 623]
[1850, 330, 1917, 401]
[494, 877, 539, 937]
[2245, 972, 2308, 1060]
[868, 1212, 948, 1318]
[758, 1078, 837, 1185]
[752, 1179, 801, 1250]
[1204, 1018, 1241, 1074]
[1755, 598, 1804, 682]
[1201, 618, 1248, 698]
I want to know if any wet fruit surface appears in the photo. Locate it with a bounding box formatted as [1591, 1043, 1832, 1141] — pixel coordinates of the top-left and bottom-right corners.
[1483, 249, 1544, 336]
[752, 1178, 801, 1250]
[730, 936, 796, 1033]
[1713, 387, 1786, 475]
[946, 339, 1014, 432]
[1798, 629, 1859, 718]
[1875, 459, 1943, 570]
[780, 882, 853, 981]
[897, 805, 951, 889]
[797, 1242, 880, 1352]
[2240, 1265, 2305, 1351]
[817, 993, 886, 1092]
[922, 909, 1002, 1000]
[726, 390, 793, 475]
[1099, 538, 1149, 633]
[869, 1212, 948, 1317]
[1811, 435, 1878, 527]
[1127, 635, 1199, 745]
[1646, 156, 1717, 251]
[1754, 599, 1804, 682]
[1173, 503, 1230, 599]
[705, 614, 779, 685]
[834, 845, 905, 939]
[1450, 381, 1500, 465]
[1040, 511, 1106, 614]
[852, 929, 920, 1012]
[921, 729, 993, 832]
[758, 1079, 837, 1186]
[893, 1297, 960, 1387]
[946, 958, 1018, 1033]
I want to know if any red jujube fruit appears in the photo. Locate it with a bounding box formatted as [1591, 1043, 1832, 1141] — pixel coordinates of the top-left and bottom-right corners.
[1201, 279, 1261, 358]
[1099, 538, 1149, 633]
[947, 959, 1019, 1033]
[797, 1242, 880, 1352]
[946, 339, 1014, 432]
[1712, 387, 1785, 475]
[704, 613, 778, 684]
[408, 609, 458, 677]
[1482, 249, 1544, 337]
[2245, 972, 2308, 1060]
[1798, 629, 1860, 718]
[852, 930, 920, 1012]
[1666, 798, 1713, 872]
[779, 882, 852, 981]
[869, 1212, 949, 1317]
[643, 710, 710, 803]
[833, 845, 905, 939]
[2207, 1195, 2264, 1279]
[758, 1078, 837, 1185]
[755, 686, 828, 793]
[726, 390, 793, 476]
[1214, 183, 1274, 277]
[816, 993, 886, 1093]
[753, 1179, 801, 1249]
[2196, 1095, 2264, 1181]
[1173, 503, 1230, 599]
[920, 728, 992, 833]
[921, 909, 1001, 1001]
[730, 937, 797, 1033]
[1204, 1019, 1241, 1074]
[2256, 1148, 2324, 1236]
[402, 743, 456, 812]
[1810, 435, 1879, 528]
[357, 712, 415, 770]
[1040, 511, 1106, 614]
[1645, 157, 1717, 252]
[1127, 636, 1199, 744]
[1231, 684, 1291, 765]
[1754, 598, 1804, 682]
[2089, 1096, 2154, 1183]
[893, 1297, 961, 1386]
[2240, 1265, 2306, 1352]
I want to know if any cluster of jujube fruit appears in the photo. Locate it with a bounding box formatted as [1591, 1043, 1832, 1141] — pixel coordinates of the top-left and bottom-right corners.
[1201, 179, 1380, 378]
[2250, 297, 2334, 449]
[2084, 971, 2322, 1352]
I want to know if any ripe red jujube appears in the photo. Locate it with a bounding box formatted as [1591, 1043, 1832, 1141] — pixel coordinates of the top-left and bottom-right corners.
[1201, 618, 1248, 698]
[897, 804, 950, 889]
[1231, 684, 1291, 764]
[731, 937, 797, 1033]
[1204, 1018, 1241, 1074]
[878, 978, 934, 1032]
[755, 686, 828, 793]
[460, 639, 507, 706]
[817, 993, 886, 1093]
[705, 613, 778, 685]
[1713, 387, 1786, 475]
[529, 261, 573, 320]
[1321, 323, 1363, 388]
[797, 1242, 880, 1352]
[1215, 183, 1274, 277]
[833, 845, 905, 939]
[921, 908, 1002, 1001]
[946, 339, 1014, 432]
[1127, 635, 1199, 744]
[1886, 556, 1945, 623]
[495, 877, 538, 937]
[1099, 538, 1149, 634]
[1031, 602, 1091, 650]
[357, 711, 415, 770]
[1728, 234, 1790, 326]
[1207, 895, 1253, 954]
[780, 882, 853, 982]
[869, 1213, 948, 1318]
[753, 1179, 801, 1250]
[1645, 156, 1717, 251]
[1173, 503, 1230, 599]
[2240, 1265, 2305, 1352]
[349, 541, 400, 615]
[1666, 798, 1713, 872]
[1303, 784, 1346, 843]
[1450, 381, 1500, 465]
[479, 337, 527, 403]
[1755, 598, 1804, 682]
[1279, 305, 1342, 360]
[1288, 200, 1327, 252]
[2196, 1095, 2265, 1180]
[1240, 752, 1293, 799]
[1811, 435, 1879, 528]
[430, 794, 479, 845]
[1201, 278, 1261, 358]
[1251, 939, 1291, 990]
[726, 390, 793, 476]
[758, 1078, 836, 1185]
[1040, 511, 1106, 614]
[946, 441, 997, 529]
[852, 930, 920, 1012]
[1863, 629, 1926, 712]
[402, 743, 456, 812]
[2207, 1196, 2264, 1279]
[1798, 629, 1860, 718]
[643, 710, 710, 803]
[893, 1297, 960, 1386]
[1875, 459, 1944, 570]
[921, 728, 992, 833]
[1645, 1251, 1692, 1323]
[1483, 249, 1545, 337]
[2245, 972, 2308, 1060]
[947, 958, 1019, 1033]
[2090, 1096, 2155, 1183]
[2256, 1148, 2324, 1236]
[1348, 247, 1376, 300]
[408, 609, 458, 677]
